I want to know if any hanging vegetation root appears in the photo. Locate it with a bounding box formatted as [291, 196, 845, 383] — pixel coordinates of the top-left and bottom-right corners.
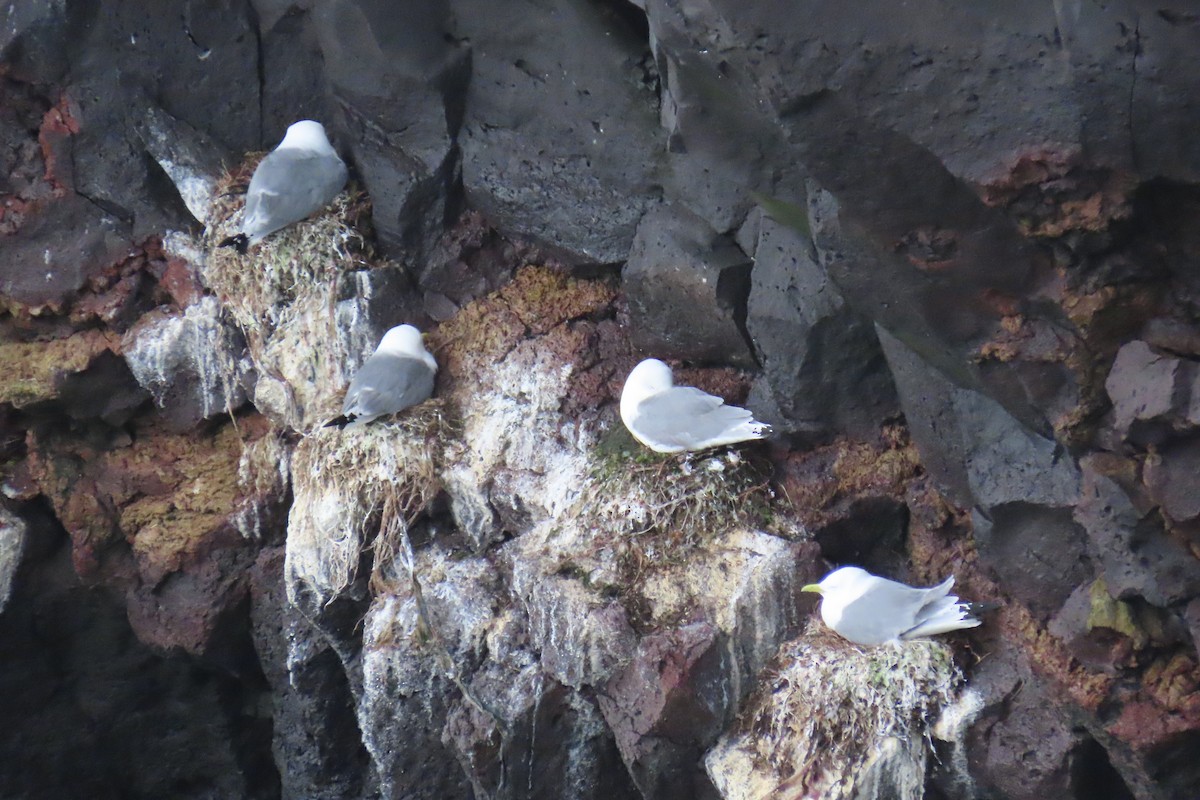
[288, 399, 454, 600]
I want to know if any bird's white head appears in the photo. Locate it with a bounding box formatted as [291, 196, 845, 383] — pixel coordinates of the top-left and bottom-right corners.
[624, 362, 672, 412]
[377, 324, 427, 356]
[278, 120, 335, 153]
[801, 566, 870, 596]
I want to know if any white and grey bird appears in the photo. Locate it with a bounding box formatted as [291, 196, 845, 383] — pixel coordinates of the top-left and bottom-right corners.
[619, 358, 771, 453]
[219, 119, 348, 253]
[334, 325, 437, 427]
[801, 566, 985, 646]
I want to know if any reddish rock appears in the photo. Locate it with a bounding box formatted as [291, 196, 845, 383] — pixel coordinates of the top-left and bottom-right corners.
[22, 414, 284, 656]
[37, 92, 79, 193]
[1108, 698, 1198, 754]
[598, 622, 729, 800]
[0, 82, 133, 311]
[158, 255, 205, 309]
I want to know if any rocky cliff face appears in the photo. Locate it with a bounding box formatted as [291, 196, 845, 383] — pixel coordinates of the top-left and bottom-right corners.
[3, 1, 1200, 799]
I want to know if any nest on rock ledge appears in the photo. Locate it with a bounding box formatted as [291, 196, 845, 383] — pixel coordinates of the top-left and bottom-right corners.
[286, 399, 456, 604]
[201, 154, 399, 432]
[708, 620, 963, 800]
[204, 155, 376, 334]
[581, 424, 792, 553]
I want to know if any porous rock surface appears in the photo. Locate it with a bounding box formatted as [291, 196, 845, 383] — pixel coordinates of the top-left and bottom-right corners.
[3, 2, 1200, 799]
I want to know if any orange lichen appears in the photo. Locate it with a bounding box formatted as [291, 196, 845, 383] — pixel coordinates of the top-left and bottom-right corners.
[980, 151, 1136, 237]
[778, 432, 921, 532]
[498, 265, 616, 335]
[434, 264, 617, 384]
[38, 92, 80, 195]
[25, 414, 276, 584]
[1002, 601, 1113, 711]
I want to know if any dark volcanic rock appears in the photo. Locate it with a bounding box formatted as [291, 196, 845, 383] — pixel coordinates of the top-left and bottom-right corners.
[745, 213, 898, 437]
[1105, 340, 1194, 446]
[0, 518, 277, 800]
[1075, 455, 1200, 607]
[643, 6, 798, 236]
[56, 0, 259, 237]
[22, 415, 283, 660]
[8, 1, 1200, 798]
[446, 676, 639, 800]
[0, 192, 131, 309]
[806, 154, 1063, 440]
[1049, 578, 1185, 675]
[973, 503, 1092, 621]
[623, 204, 754, 367]
[813, 495, 909, 579]
[314, 0, 469, 263]
[1143, 437, 1200, 524]
[882, 327, 1094, 619]
[250, 546, 371, 800]
[878, 326, 1079, 511]
[0, 0, 260, 310]
[54, 349, 149, 426]
[251, 0, 337, 142]
[133, 105, 231, 225]
[959, 644, 1135, 800]
[455, 0, 663, 264]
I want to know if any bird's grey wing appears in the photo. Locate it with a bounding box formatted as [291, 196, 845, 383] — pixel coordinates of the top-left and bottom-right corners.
[837, 576, 936, 644]
[633, 386, 751, 449]
[243, 150, 348, 237]
[343, 354, 435, 419]
[909, 577, 957, 626]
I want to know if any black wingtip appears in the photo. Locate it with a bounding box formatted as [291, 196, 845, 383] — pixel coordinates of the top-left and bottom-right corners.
[323, 415, 352, 429]
[218, 233, 250, 254]
[963, 600, 1002, 616]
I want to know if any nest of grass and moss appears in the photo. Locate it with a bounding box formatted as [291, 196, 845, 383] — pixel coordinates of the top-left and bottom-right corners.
[558, 425, 800, 630]
[736, 620, 961, 795]
[289, 399, 456, 599]
[584, 424, 785, 547]
[203, 154, 376, 334]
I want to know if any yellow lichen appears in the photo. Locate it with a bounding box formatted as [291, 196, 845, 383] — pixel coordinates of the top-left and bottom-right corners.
[1085, 577, 1156, 649]
[0, 330, 120, 407]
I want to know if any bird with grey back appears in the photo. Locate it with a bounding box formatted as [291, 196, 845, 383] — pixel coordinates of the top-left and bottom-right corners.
[801, 566, 989, 646]
[330, 325, 437, 427]
[219, 120, 348, 253]
[620, 358, 771, 453]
